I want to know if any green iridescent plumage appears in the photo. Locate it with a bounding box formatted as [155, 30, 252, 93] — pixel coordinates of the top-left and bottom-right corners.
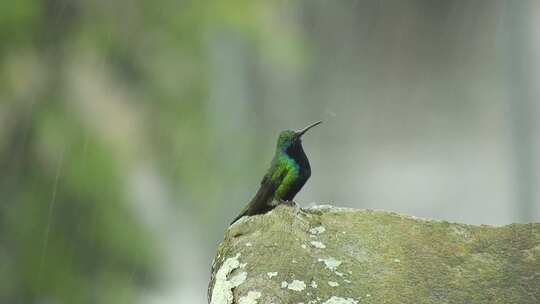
[231, 121, 321, 224]
[273, 149, 300, 200]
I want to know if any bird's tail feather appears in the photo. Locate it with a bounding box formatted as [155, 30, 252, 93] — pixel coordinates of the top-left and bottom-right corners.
[229, 174, 280, 225]
[230, 211, 247, 225]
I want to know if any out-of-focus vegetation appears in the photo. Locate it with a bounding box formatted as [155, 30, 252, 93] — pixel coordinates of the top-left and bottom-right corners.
[1, 1, 540, 303]
[0, 0, 284, 303]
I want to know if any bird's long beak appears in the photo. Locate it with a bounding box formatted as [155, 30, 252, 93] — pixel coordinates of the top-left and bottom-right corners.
[296, 121, 322, 137]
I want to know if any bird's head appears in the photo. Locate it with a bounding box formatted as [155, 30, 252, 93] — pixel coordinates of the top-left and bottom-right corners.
[276, 121, 322, 151]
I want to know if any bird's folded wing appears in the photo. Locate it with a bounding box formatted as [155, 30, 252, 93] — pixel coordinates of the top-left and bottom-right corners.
[230, 167, 287, 224]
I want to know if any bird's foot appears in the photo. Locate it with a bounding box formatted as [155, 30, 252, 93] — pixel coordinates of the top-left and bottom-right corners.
[279, 199, 297, 208]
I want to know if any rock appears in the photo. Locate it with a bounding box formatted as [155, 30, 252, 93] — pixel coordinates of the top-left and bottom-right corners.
[208, 204, 540, 304]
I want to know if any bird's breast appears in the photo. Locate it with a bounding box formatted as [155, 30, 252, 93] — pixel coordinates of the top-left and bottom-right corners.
[278, 154, 300, 177]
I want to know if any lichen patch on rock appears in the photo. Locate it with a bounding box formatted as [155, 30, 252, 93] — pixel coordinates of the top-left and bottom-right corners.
[238, 291, 261, 304]
[317, 257, 342, 271]
[327, 281, 339, 287]
[266, 272, 278, 279]
[210, 253, 247, 304]
[310, 241, 326, 249]
[282, 279, 306, 291]
[309, 226, 326, 235]
[321, 296, 358, 304]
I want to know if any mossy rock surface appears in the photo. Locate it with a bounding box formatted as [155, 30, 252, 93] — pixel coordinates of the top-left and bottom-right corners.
[208, 205, 540, 304]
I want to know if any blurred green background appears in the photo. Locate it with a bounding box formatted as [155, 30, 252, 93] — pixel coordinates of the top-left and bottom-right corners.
[1, 0, 540, 303]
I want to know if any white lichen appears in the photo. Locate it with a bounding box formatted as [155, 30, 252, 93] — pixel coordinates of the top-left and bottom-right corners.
[322, 296, 358, 304]
[301, 244, 307, 249]
[289, 280, 306, 291]
[266, 272, 278, 279]
[210, 253, 248, 304]
[308, 204, 337, 210]
[310, 241, 326, 249]
[307, 205, 355, 212]
[318, 257, 342, 271]
[328, 281, 339, 287]
[309, 226, 326, 235]
[238, 291, 261, 304]
[245, 242, 252, 247]
[393, 258, 400, 263]
[310, 280, 318, 288]
[229, 216, 250, 227]
[281, 280, 306, 291]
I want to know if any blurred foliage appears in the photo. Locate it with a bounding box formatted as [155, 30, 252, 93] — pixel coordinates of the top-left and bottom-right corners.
[0, 0, 292, 303]
[0, 0, 308, 299]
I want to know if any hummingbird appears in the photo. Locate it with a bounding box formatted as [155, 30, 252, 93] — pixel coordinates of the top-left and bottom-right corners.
[230, 121, 322, 225]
